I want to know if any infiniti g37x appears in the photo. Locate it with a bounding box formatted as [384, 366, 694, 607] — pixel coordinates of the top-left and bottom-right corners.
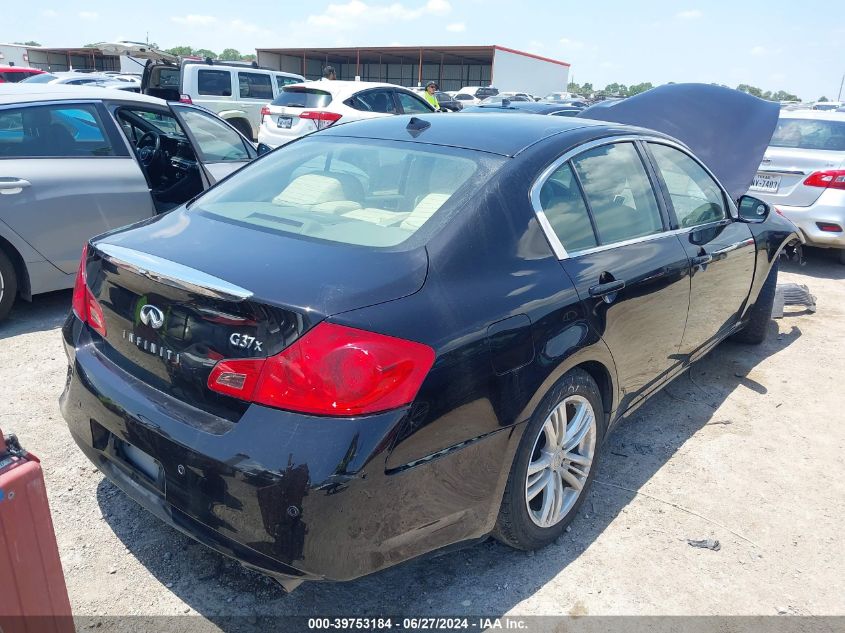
[60, 84, 798, 591]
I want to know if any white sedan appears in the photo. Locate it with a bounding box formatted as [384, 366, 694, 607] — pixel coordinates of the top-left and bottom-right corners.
[258, 80, 434, 148]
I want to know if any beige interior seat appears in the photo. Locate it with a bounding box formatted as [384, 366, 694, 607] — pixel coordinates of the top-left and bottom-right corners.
[399, 193, 452, 231]
[272, 173, 362, 214]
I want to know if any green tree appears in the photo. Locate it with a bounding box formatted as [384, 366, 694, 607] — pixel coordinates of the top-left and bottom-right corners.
[13, 41, 41, 46]
[736, 84, 763, 98]
[772, 90, 800, 102]
[818, 96, 829, 102]
[628, 82, 654, 96]
[193, 49, 217, 60]
[165, 46, 194, 57]
[219, 48, 242, 61]
[241, 54, 256, 62]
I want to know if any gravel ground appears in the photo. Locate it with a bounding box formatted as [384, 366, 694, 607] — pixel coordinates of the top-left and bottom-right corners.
[1, 248, 844, 628]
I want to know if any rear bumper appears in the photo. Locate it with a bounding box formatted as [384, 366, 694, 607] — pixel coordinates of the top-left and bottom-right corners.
[256, 122, 303, 149]
[59, 318, 518, 583]
[772, 189, 845, 249]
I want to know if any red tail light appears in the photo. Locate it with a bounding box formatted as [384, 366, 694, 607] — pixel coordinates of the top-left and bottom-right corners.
[299, 110, 342, 130]
[71, 244, 107, 337]
[817, 222, 843, 233]
[179, 94, 193, 104]
[260, 105, 271, 119]
[208, 322, 435, 416]
[803, 170, 845, 190]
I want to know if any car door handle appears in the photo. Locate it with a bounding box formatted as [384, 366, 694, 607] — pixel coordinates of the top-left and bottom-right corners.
[690, 254, 713, 267]
[711, 238, 755, 259]
[588, 279, 626, 297]
[0, 178, 31, 193]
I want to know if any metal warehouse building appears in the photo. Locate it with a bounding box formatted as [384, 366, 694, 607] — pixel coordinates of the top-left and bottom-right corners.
[255, 45, 570, 96]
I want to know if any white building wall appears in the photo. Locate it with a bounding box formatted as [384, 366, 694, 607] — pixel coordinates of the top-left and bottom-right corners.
[0, 44, 31, 68]
[492, 48, 569, 96]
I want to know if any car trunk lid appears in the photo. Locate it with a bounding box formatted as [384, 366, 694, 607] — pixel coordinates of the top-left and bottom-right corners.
[752, 146, 845, 206]
[84, 208, 428, 419]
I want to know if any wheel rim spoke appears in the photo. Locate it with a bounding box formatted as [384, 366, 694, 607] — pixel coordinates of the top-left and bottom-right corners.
[525, 395, 597, 529]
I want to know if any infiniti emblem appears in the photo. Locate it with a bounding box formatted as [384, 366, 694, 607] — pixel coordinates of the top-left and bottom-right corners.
[139, 304, 165, 329]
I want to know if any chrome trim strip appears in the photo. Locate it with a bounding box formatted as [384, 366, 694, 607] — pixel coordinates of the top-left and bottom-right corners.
[712, 237, 756, 256]
[757, 169, 806, 175]
[94, 243, 253, 302]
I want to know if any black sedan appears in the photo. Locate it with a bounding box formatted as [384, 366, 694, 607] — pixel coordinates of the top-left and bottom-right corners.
[435, 91, 463, 112]
[60, 84, 798, 591]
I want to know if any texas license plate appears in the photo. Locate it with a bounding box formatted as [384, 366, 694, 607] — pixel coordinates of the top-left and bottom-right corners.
[277, 116, 293, 129]
[750, 173, 781, 193]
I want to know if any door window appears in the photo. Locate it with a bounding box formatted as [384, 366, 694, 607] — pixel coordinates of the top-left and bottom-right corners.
[197, 70, 232, 96]
[649, 143, 726, 228]
[237, 72, 273, 100]
[173, 107, 250, 162]
[0, 104, 115, 158]
[395, 91, 432, 114]
[571, 142, 663, 244]
[347, 90, 397, 114]
[537, 162, 598, 252]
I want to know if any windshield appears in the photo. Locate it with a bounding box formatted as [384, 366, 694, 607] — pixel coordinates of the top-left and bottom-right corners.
[21, 73, 57, 84]
[190, 137, 500, 247]
[476, 88, 498, 98]
[770, 118, 845, 151]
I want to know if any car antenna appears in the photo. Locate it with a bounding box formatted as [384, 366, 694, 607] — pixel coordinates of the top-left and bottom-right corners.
[406, 117, 431, 137]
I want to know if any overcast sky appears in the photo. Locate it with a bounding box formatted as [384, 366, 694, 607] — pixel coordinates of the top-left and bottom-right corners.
[8, 0, 843, 100]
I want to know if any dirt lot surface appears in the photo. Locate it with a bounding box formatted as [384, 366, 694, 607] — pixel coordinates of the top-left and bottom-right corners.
[1, 248, 843, 627]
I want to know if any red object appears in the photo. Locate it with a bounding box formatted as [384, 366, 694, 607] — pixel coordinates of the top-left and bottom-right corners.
[260, 105, 271, 119]
[208, 322, 436, 416]
[299, 110, 343, 130]
[0, 430, 74, 633]
[817, 222, 843, 233]
[71, 244, 106, 337]
[0, 67, 45, 83]
[803, 169, 845, 190]
[178, 94, 193, 104]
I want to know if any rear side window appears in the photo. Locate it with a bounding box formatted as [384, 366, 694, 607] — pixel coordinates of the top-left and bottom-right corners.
[770, 118, 845, 151]
[272, 87, 332, 108]
[1, 71, 39, 83]
[190, 138, 493, 248]
[538, 163, 598, 252]
[0, 104, 115, 158]
[346, 90, 397, 114]
[276, 75, 302, 90]
[237, 72, 273, 100]
[197, 69, 232, 96]
[648, 143, 726, 228]
[571, 143, 663, 244]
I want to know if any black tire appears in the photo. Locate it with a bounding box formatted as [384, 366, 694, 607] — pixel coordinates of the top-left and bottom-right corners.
[731, 260, 778, 344]
[837, 249, 845, 266]
[230, 118, 254, 141]
[0, 248, 18, 322]
[493, 368, 606, 550]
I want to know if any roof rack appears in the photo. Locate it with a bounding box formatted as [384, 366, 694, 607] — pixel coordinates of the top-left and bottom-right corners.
[181, 58, 276, 72]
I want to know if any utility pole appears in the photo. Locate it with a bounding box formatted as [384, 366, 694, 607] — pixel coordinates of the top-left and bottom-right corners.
[839, 72, 844, 102]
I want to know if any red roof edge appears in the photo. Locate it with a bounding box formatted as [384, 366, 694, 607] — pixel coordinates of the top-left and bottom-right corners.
[493, 45, 571, 68]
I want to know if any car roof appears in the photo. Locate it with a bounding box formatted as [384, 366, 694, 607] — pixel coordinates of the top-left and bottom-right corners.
[0, 66, 43, 72]
[462, 102, 579, 115]
[318, 112, 612, 157]
[779, 110, 845, 122]
[0, 84, 167, 106]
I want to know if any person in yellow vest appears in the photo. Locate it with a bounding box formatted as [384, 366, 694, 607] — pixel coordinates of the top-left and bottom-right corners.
[423, 81, 440, 110]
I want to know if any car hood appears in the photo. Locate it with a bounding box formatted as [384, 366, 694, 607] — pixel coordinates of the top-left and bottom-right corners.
[95, 41, 178, 64]
[578, 83, 780, 201]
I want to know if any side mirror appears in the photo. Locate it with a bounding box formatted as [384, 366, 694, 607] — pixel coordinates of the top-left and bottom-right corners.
[256, 143, 273, 156]
[737, 195, 771, 223]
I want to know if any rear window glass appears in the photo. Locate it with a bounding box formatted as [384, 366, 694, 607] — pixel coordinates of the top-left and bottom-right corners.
[475, 88, 498, 98]
[1, 71, 40, 83]
[197, 69, 231, 96]
[276, 75, 302, 89]
[21, 73, 56, 84]
[190, 138, 498, 248]
[272, 87, 332, 108]
[770, 119, 845, 151]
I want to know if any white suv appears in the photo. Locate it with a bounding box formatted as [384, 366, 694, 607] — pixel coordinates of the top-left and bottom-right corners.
[258, 80, 434, 148]
[97, 42, 303, 140]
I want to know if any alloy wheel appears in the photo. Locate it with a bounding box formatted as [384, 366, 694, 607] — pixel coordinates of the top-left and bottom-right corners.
[525, 395, 596, 528]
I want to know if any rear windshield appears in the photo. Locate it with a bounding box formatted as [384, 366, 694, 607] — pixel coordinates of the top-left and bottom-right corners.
[770, 118, 845, 151]
[21, 73, 57, 83]
[190, 137, 501, 248]
[272, 87, 332, 108]
[1, 71, 40, 83]
[475, 88, 498, 98]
